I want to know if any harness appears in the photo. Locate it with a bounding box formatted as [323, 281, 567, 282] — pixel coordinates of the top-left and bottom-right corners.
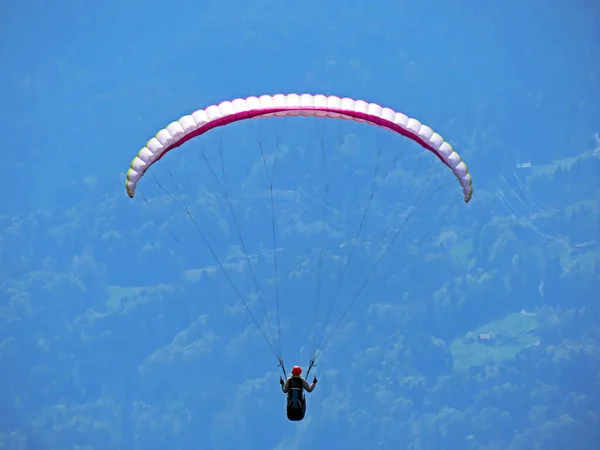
[287, 377, 305, 409]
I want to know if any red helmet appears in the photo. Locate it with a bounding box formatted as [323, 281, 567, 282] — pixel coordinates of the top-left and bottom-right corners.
[291, 366, 302, 376]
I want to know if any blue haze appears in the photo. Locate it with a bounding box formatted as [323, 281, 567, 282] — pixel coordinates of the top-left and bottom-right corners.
[1, 0, 599, 449]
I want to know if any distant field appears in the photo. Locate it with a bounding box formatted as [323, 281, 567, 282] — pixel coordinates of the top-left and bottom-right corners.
[450, 311, 539, 372]
[105, 285, 144, 311]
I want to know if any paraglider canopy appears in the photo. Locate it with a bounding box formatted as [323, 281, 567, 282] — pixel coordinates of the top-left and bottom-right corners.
[125, 93, 473, 203]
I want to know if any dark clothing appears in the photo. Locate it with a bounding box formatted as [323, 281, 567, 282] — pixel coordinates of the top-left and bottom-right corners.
[282, 375, 316, 421]
[281, 376, 316, 394]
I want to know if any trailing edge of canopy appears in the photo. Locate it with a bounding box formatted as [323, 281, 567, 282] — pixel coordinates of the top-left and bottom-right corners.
[125, 93, 473, 202]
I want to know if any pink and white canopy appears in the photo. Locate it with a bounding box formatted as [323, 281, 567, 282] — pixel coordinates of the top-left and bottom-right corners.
[125, 93, 473, 202]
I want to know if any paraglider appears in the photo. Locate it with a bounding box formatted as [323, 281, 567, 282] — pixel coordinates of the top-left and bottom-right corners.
[280, 365, 317, 421]
[124, 92, 474, 421]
